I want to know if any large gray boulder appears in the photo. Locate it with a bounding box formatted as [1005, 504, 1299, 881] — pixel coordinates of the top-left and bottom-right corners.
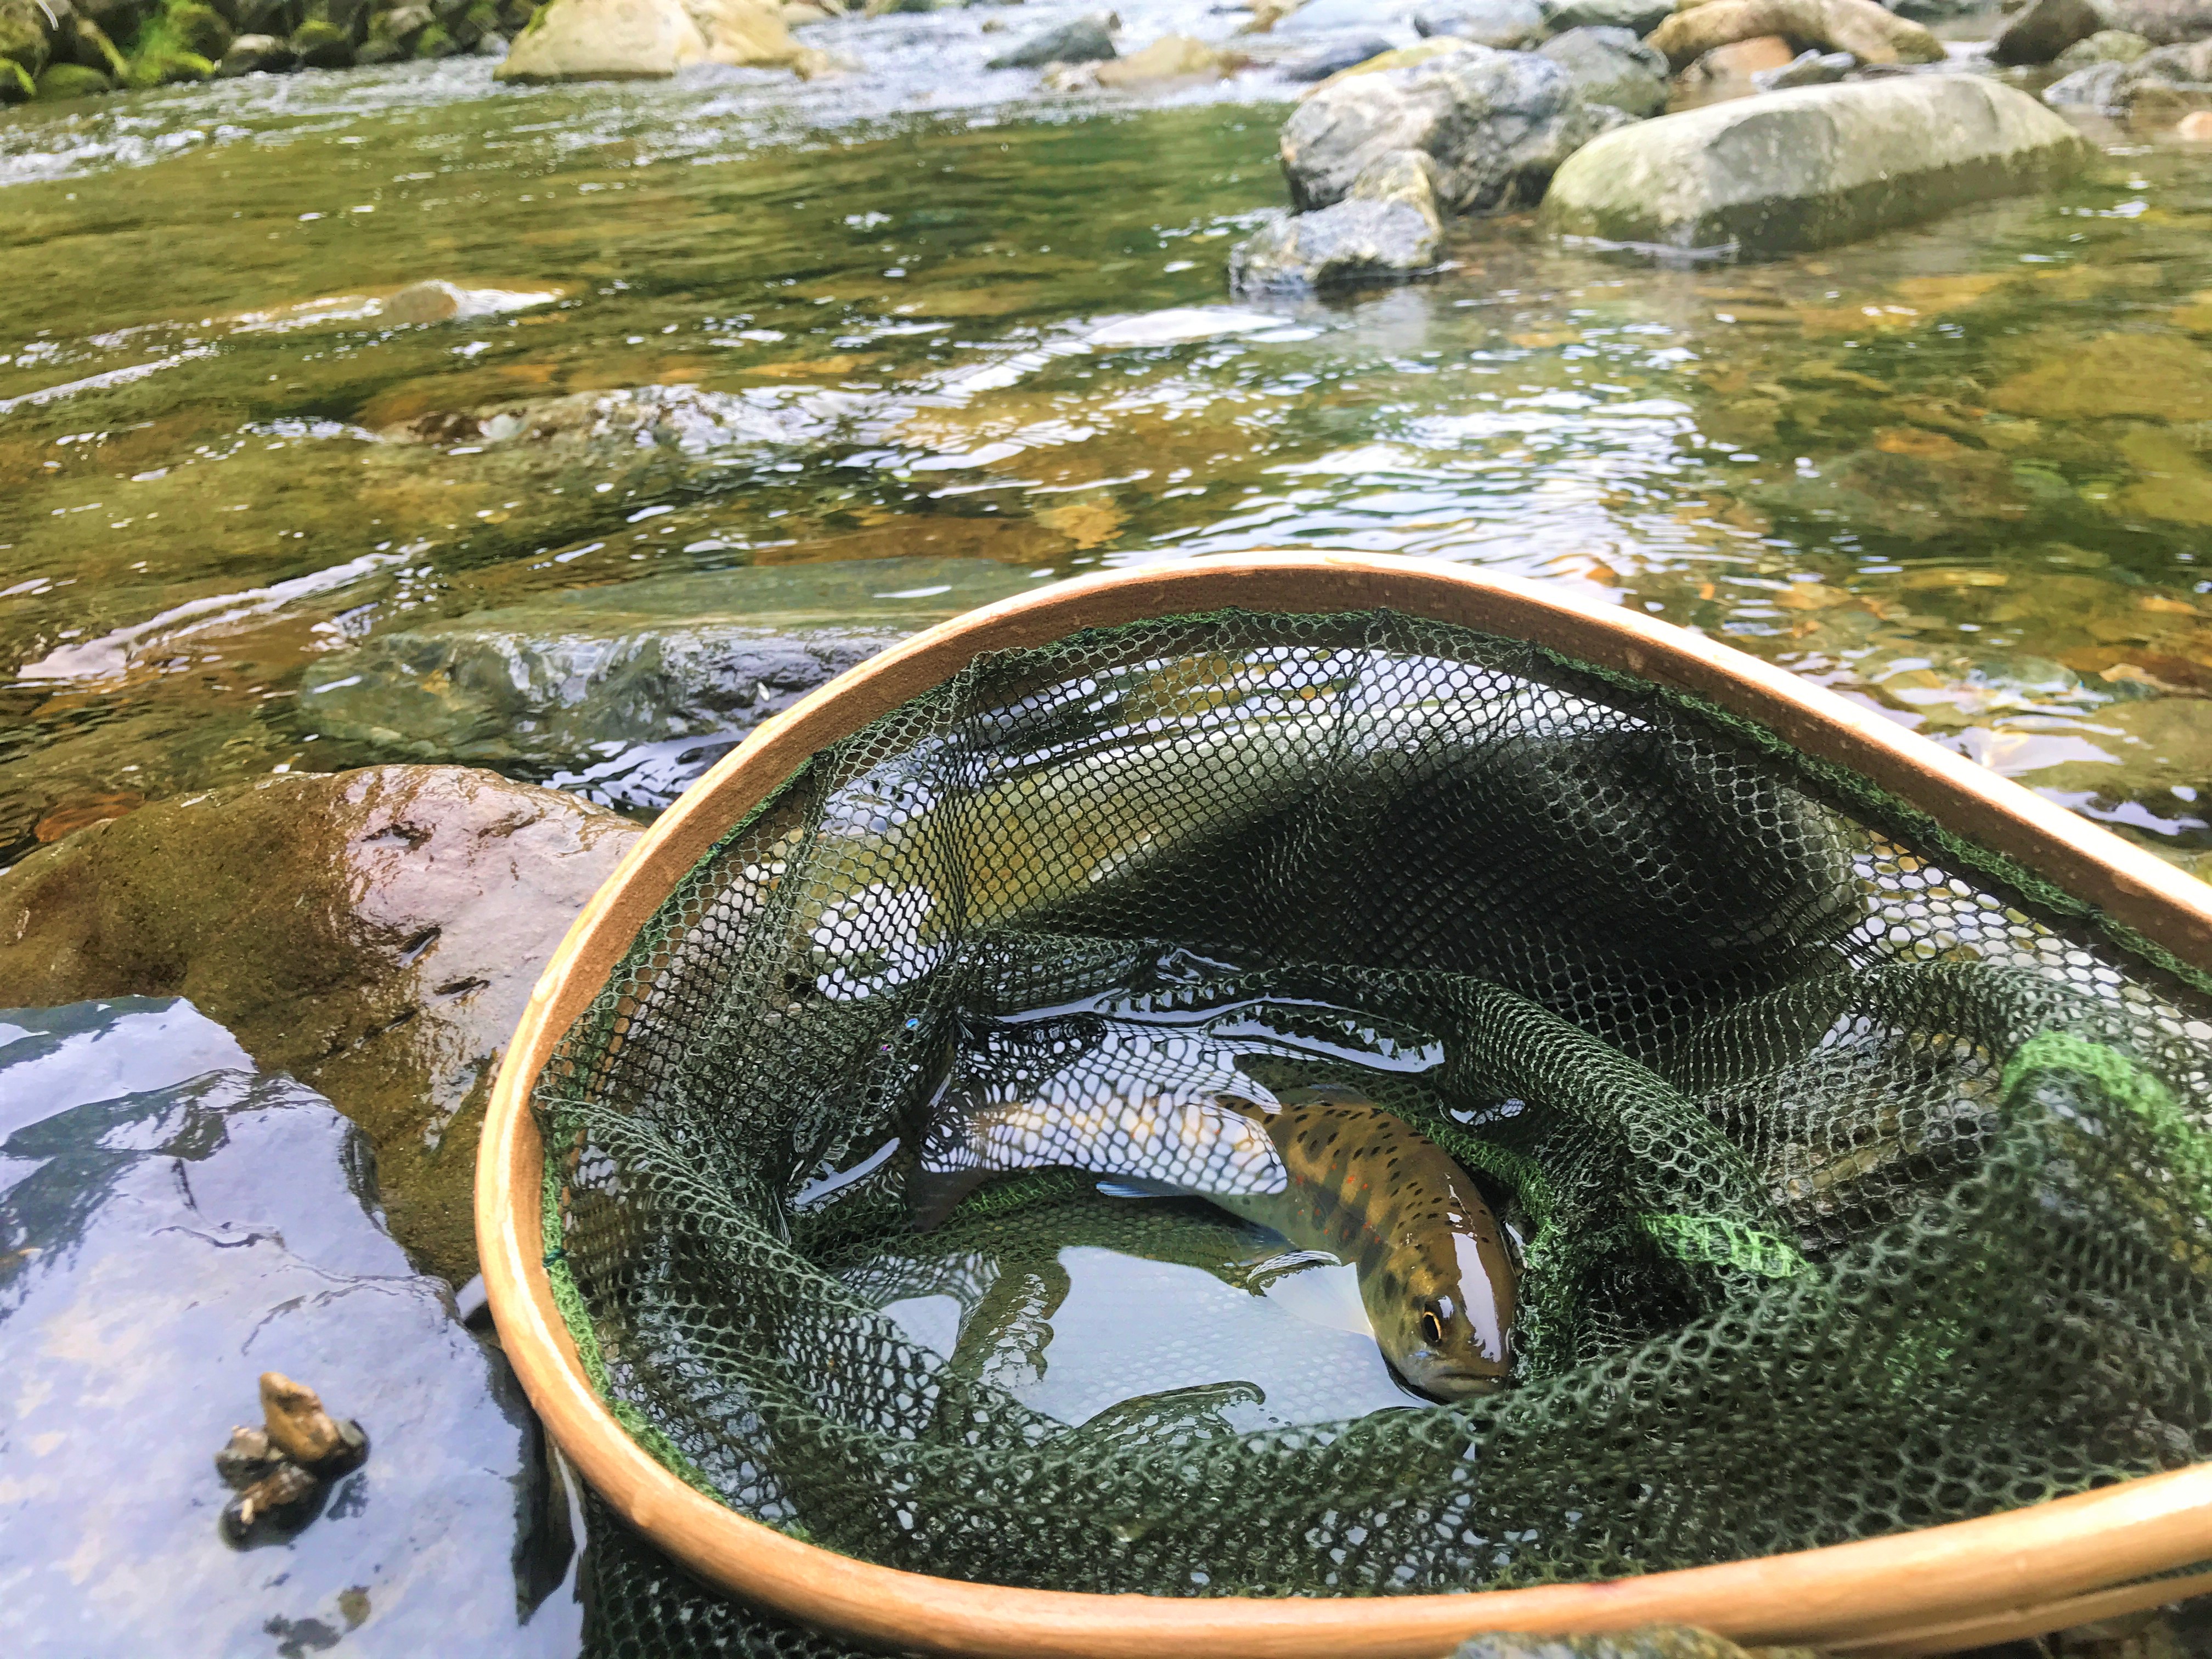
[295, 557, 1035, 808]
[2109, 0, 2212, 44]
[1229, 149, 1446, 292]
[1994, 0, 2114, 64]
[1413, 0, 1546, 48]
[2042, 55, 2132, 104]
[1283, 40, 1628, 215]
[1537, 24, 1667, 116]
[1542, 77, 2092, 257]
[0, 999, 579, 1656]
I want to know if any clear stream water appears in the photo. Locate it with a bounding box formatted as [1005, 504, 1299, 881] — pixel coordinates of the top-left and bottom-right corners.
[9, 6, 2212, 873]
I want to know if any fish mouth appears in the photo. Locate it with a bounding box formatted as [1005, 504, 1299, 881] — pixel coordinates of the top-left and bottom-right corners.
[1395, 1361, 1509, 1401]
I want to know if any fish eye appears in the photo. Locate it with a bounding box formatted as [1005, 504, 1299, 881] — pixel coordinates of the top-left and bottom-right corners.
[1419, 1308, 1445, 1347]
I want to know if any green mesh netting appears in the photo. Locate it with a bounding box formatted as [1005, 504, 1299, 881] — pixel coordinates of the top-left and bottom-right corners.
[538, 607, 2212, 1657]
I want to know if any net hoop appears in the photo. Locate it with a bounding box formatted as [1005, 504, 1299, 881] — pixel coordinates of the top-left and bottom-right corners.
[478, 553, 2212, 1657]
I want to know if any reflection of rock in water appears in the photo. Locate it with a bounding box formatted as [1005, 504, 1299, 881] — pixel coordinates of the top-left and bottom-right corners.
[0, 998, 579, 1656]
[0, 767, 642, 1283]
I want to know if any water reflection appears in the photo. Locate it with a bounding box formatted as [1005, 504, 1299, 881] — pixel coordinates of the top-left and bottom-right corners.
[5, 49, 2212, 874]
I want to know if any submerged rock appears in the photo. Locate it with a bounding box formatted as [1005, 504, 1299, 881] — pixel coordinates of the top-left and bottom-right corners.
[1647, 0, 1944, 70]
[0, 770, 642, 1283]
[2044, 55, 2132, 104]
[496, 0, 821, 81]
[986, 14, 1116, 68]
[295, 557, 1041, 808]
[1230, 149, 1446, 293]
[1542, 77, 2091, 257]
[1283, 40, 1627, 215]
[1537, 24, 1667, 115]
[387, 381, 834, 454]
[0, 998, 579, 1655]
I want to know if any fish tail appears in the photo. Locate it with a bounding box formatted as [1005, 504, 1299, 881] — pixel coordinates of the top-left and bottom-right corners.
[907, 1166, 990, 1233]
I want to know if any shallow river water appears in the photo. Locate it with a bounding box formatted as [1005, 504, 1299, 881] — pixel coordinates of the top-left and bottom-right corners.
[8, 12, 2212, 864]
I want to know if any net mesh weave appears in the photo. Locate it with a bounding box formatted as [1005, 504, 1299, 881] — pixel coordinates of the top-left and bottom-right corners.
[536, 607, 2212, 1656]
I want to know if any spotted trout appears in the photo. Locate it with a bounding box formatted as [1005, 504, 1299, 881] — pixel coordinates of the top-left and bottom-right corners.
[910, 1082, 1516, 1398]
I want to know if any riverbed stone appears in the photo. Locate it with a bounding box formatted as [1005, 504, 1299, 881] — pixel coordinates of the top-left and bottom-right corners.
[1541, 0, 1670, 31]
[2113, 0, 2212, 44]
[987, 13, 1115, 67]
[216, 31, 298, 72]
[1094, 32, 1229, 87]
[0, 998, 580, 1656]
[1647, 0, 1943, 69]
[2111, 38, 2212, 120]
[2051, 26, 2150, 67]
[1995, 0, 2114, 63]
[2044, 55, 2131, 103]
[1754, 45, 1853, 87]
[1281, 34, 1397, 78]
[1542, 76, 2091, 256]
[294, 557, 1038, 807]
[1413, 0, 1547, 47]
[1283, 39, 1627, 215]
[0, 767, 643, 1284]
[1230, 148, 1446, 292]
[0, 0, 48, 81]
[33, 61, 112, 97]
[1537, 24, 1667, 114]
[291, 17, 356, 64]
[496, 0, 815, 81]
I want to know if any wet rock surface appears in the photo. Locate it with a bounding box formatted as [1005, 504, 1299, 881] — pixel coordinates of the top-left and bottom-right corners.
[987, 12, 1117, 68]
[0, 998, 579, 1656]
[295, 556, 1040, 808]
[1413, 0, 1548, 48]
[1282, 39, 1628, 215]
[1537, 24, 1668, 116]
[494, 0, 821, 82]
[1231, 148, 1445, 292]
[0, 768, 642, 1283]
[1542, 77, 2092, 257]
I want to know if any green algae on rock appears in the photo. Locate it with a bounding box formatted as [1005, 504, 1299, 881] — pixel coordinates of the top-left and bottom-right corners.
[1541, 78, 2093, 258]
[0, 766, 641, 1284]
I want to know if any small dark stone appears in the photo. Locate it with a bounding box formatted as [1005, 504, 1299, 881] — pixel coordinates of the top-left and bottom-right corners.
[214, 1426, 284, 1490]
[1994, 0, 2115, 65]
[219, 1462, 326, 1545]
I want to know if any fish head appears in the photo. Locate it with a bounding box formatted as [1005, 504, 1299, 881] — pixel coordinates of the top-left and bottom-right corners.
[1371, 1234, 1514, 1401]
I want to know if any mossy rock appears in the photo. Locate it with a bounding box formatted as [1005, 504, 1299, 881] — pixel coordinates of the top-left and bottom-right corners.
[460, 0, 499, 41]
[65, 15, 133, 77]
[413, 19, 459, 53]
[35, 61, 116, 96]
[0, 0, 52, 77]
[168, 1, 235, 58]
[291, 15, 354, 61]
[124, 40, 217, 85]
[0, 56, 32, 100]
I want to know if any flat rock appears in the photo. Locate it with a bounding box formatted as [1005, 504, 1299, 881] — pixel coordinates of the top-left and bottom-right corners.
[1994, 0, 2114, 63]
[1542, 76, 2091, 257]
[1537, 24, 1667, 114]
[0, 999, 578, 1655]
[295, 557, 1040, 808]
[0, 768, 644, 1283]
[1093, 33, 1229, 87]
[1283, 39, 1628, 214]
[1412, 0, 1547, 48]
